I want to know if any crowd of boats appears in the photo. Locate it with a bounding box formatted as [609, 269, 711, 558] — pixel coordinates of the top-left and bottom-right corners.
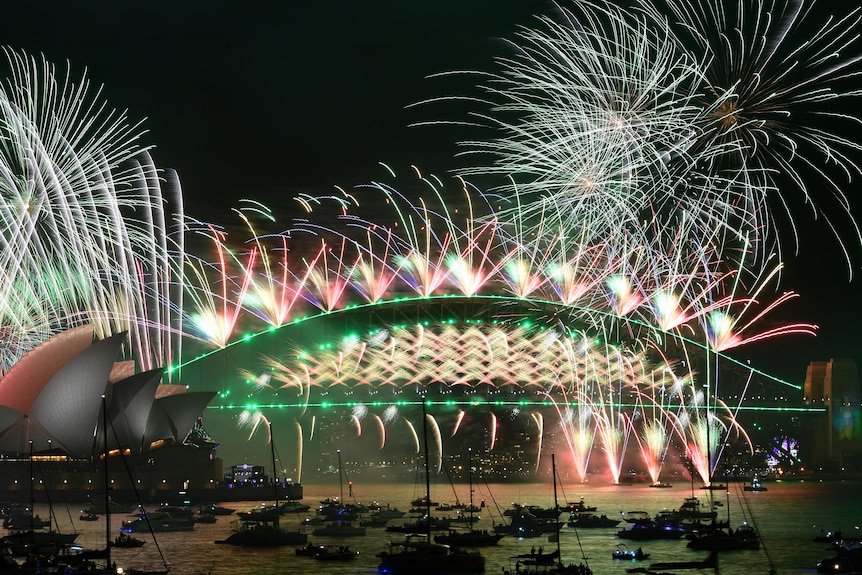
[3, 483, 862, 575]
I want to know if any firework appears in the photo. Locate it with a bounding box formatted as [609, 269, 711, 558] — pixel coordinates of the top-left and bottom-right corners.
[0, 49, 189, 373]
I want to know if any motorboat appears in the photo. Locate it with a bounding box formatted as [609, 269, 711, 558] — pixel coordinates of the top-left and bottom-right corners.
[617, 519, 686, 540]
[313, 544, 359, 560]
[505, 503, 561, 520]
[612, 544, 649, 560]
[378, 535, 485, 574]
[198, 504, 235, 516]
[642, 551, 717, 572]
[295, 542, 325, 556]
[667, 496, 718, 521]
[813, 529, 843, 543]
[386, 515, 452, 534]
[217, 519, 307, 546]
[817, 545, 862, 574]
[620, 511, 651, 523]
[686, 524, 760, 551]
[568, 512, 620, 528]
[744, 476, 768, 492]
[359, 515, 390, 528]
[110, 533, 144, 548]
[235, 505, 280, 522]
[435, 528, 505, 547]
[493, 509, 549, 538]
[369, 505, 405, 520]
[2, 513, 50, 530]
[1, 529, 80, 557]
[79, 513, 99, 521]
[121, 510, 195, 532]
[566, 498, 597, 513]
[311, 519, 366, 537]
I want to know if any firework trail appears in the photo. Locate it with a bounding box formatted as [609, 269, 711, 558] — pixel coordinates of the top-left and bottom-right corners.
[635, 0, 862, 271]
[0, 49, 191, 373]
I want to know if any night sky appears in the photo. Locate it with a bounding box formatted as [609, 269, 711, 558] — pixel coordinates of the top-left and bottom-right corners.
[5, 1, 862, 385]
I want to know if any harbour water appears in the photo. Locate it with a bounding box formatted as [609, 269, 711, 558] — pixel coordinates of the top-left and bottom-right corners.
[27, 479, 862, 575]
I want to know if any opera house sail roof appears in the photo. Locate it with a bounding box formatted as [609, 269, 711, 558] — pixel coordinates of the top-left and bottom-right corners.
[0, 326, 214, 458]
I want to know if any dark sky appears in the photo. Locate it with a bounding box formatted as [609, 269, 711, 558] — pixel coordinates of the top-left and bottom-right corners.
[5, 1, 862, 385]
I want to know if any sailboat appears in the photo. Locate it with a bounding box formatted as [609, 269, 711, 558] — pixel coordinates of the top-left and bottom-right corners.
[377, 401, 485, 574]
[434, 448, 503, 547]
[686, 488, 760, 551]
[1, 442, 79, 557]
[506, 455, 593, 575]
[311, 450, 366, 537]
[217, 422, 307, 546]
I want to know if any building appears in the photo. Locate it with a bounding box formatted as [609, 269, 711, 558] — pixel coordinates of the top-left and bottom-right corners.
[803, 358, 862, 471]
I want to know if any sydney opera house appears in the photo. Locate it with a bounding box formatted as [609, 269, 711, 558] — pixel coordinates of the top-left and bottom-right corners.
[0, 325, 226, 504]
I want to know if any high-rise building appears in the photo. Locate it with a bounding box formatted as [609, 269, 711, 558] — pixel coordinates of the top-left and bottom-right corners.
[802, 359, 862, 470]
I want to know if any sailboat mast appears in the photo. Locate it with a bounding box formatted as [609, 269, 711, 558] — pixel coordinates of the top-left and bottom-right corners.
[337, 449, 344, 505]
[552, 454, 561, 561]
[102, 395, 111, 569]
[269, 422, 279, 529]
[421, 400, 432, 542]
[468, 448, 474, 531]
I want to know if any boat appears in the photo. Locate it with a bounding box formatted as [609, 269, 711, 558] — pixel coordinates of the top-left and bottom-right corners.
[649, 482, 673, 488]
[82, 498, 137, 515]
[311, 450, 366, 537]
[816, 545, 862, 574]
[121, 510, 195, 532]
[2, 513, 50, 530]
[435, 528, 504, 547]
[216, 422, 307, 547]
[813, 529, 843, 543]
[386, 515, 451, 534]
[311, 519, 366, 537]
[110, 533, 144, 548]
[0, 529, 80, 557]
[744, 476, 768, 492]
[198, 504, 235, 516]
[502, 455, 594, 575]
[369, 505, 405, 520]
[612, 544, 649, 561]
[567, 513, 620, 528]
[566, 498, 597, 513]
[79, 514, 99, 522]
[492, 508, 547, 538]
[435, 449, 504, 548]
[359, 516, 390, 528]
[505, 504, 561, 520]
[667, 496, 718, 521]
[295, 542, 325, 556]
[626, 551, 717, 573]
[313, 544, 359, 560]
[194, 513, 217, 524]
[377, 401, 485, 574]
[617, 519, 686, 540]
[687, 523, 760, 551]
[235, 505, 280, 522]
[1, 445, 80, 559]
